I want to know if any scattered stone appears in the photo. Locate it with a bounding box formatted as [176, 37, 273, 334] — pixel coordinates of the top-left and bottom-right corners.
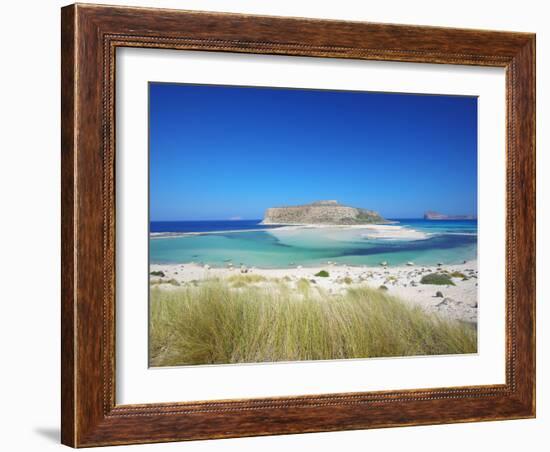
[406, 261, 414, 266]
[435, 291, 444, 298]
[432, 297, 477, 323]
[437, 297, 456, 307]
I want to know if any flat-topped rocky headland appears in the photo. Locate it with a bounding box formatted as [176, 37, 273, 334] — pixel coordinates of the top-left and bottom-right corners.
[261, 200, 388, 225]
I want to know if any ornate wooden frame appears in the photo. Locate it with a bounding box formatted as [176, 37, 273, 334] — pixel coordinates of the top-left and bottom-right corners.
[61, 3, 535, 447]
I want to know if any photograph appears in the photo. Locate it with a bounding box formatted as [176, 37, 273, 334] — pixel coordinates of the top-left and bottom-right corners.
[148, 83, 479, 367]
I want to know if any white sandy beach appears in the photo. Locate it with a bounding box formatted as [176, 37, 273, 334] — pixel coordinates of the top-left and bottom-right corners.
[150, 260, 478, 324]
[151, 223, 430, 240]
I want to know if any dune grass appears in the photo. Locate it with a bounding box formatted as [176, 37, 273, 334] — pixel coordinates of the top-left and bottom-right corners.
[227, 274, 268, 288]
[150, 278, 180, 286]
[149, 279, 476, 367]
[227, 274, 267, 284]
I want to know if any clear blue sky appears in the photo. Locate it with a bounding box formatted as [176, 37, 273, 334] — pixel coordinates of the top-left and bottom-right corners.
[149, 83, 477, 221]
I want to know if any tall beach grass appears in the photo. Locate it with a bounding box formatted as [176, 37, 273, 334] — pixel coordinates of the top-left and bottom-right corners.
[149, 279, 476, 366]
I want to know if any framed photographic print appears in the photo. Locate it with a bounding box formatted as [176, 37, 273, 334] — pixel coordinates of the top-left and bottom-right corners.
[61, 3, 536, 447]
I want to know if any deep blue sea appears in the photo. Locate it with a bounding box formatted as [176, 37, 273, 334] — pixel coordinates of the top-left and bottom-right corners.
[150, 220, 282, 233]
[149, 219, 477, 268]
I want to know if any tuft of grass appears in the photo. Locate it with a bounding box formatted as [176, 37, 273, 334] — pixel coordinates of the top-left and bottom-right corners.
[228, 274, 267, 284]
[450, 271, 466, 279]
[315, 270, 330, 277]
[150, 270, 165, 277]
[296, 278, 311, 295]
[343, 277, 353, 285]
[379, 285, 388, 291]
[227, 274, 267, 287]
[420, 273, 455, 286]
[150, 278, 180, 286]
[230, 280, 247, 288]
[149, 279, 476, 366]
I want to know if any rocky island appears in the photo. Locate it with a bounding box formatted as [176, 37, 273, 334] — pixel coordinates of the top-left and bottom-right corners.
[261, 200, 387, 225]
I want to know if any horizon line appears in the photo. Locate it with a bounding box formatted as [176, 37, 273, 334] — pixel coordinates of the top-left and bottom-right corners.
[149, 217, 478, 222]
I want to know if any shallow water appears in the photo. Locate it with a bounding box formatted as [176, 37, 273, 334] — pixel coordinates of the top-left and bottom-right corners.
[149, 219, 477, 268]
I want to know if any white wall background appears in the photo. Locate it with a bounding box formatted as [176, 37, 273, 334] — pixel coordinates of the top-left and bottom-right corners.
[0, 1, 545, 450]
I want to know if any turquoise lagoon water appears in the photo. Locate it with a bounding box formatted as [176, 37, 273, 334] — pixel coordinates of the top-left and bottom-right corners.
[149, 219, 477, 268]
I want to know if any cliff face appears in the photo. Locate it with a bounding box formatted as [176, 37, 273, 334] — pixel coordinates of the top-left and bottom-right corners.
[262, 200, 386, 225]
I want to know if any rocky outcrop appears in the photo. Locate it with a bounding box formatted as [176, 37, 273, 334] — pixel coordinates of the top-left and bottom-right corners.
[262, 200, 386, 225]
